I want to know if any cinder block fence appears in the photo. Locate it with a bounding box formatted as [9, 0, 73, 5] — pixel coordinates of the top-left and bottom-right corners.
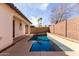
[50, 16, 79, 42]
[26, 27, 49, 34]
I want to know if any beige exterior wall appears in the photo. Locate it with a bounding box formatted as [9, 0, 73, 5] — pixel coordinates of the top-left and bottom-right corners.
[14, 17, 26, 37]
[0, 4, 31, 51]
[0, 8, 13, 51]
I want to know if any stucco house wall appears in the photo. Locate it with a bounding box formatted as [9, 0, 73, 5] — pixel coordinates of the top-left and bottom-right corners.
[0, 8, 13, 51]
[14, 17, 26, 37]
[0, 4, 31, 51]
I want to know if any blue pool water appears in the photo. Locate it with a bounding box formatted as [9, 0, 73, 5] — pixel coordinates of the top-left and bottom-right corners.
[30, 35, 62, 51]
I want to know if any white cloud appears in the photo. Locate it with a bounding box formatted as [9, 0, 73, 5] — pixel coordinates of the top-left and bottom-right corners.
[26, 3, 49, 11]
[31, 16, 38, 27]
[40, 4, 49, 11]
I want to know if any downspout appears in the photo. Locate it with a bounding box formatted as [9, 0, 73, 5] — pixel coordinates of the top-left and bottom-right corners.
[65, 19, 67, 37]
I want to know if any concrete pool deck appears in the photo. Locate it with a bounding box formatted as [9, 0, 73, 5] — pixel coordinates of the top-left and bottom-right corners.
[47, 33, 79, 56]
[0, 34, 33, 56]
[0, 34, 67, 56]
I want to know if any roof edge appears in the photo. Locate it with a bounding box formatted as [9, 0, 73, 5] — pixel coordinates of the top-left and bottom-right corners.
[6, 3, 32, 24]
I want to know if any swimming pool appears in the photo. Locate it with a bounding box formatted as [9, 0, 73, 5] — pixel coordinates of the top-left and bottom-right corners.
[30, 35, 62, 51]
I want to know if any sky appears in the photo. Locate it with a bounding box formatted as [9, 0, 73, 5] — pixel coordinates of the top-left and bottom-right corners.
[14, 3, 54, 27]
[14, 3, 79, 27]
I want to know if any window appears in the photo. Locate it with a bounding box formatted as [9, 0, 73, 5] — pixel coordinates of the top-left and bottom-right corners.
[19, 23, 22, 30]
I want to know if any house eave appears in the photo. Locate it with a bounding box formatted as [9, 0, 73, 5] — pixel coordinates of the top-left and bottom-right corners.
[6, 3, 32, 24]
